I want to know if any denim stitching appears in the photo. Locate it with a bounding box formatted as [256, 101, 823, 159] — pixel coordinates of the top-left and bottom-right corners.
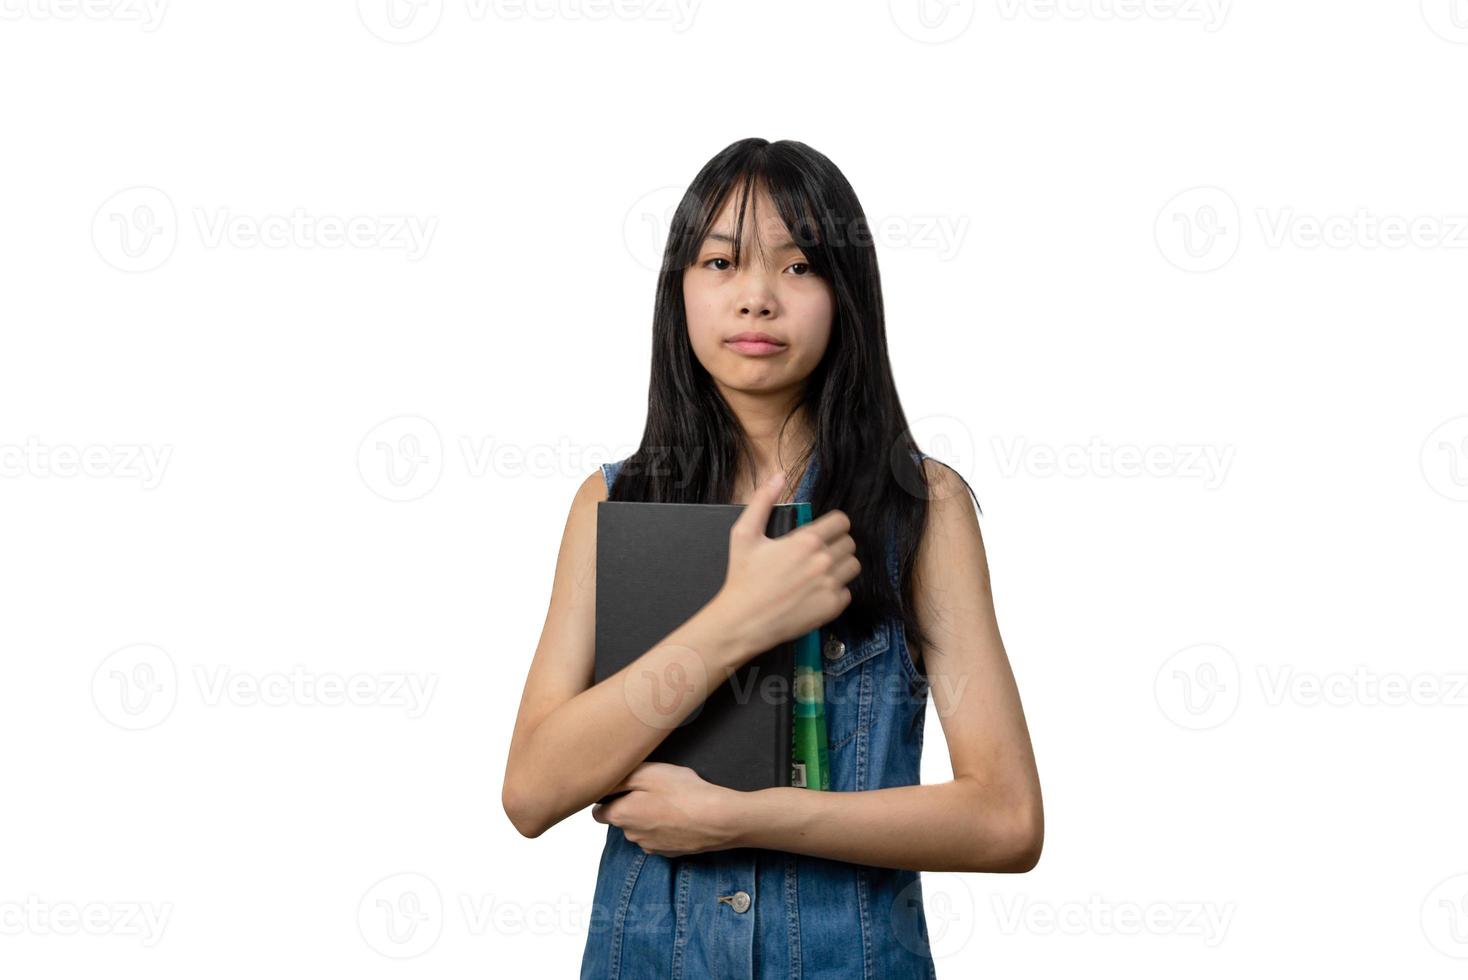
[856, 865, 874, 980]
[608, 847, 647, 980]
[670, 860, 691, 980]
[784, 852, 802, 980]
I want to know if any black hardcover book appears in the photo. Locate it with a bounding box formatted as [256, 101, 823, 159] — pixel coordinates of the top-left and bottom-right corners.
[593, 500, 805, 804]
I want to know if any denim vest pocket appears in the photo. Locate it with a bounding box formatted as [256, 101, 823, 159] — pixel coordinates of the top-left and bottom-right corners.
[821, 622, 890, 750]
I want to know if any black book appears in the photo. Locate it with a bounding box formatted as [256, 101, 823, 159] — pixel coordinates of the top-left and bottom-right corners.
[593, 500, 806, 804]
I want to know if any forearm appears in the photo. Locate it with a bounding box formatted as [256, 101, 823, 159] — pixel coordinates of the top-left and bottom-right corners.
[506, 601, 754, 836]
[728, 776, 1042, 873]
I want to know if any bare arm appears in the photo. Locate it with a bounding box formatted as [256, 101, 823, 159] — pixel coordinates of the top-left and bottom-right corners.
[724, 460, 1044, 872]
[500, 471, 757, 839]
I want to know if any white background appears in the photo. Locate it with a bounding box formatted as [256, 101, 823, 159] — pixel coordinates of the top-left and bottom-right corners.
[3, 1, 1467, 976]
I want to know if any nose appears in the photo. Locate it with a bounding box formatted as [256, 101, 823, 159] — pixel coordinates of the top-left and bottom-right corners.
[737, 280, 777, 318]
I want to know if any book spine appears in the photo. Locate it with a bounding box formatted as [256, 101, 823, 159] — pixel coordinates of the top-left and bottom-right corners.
[789, 502, 831, 791]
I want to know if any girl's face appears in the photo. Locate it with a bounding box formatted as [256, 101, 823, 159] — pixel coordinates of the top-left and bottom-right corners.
[683, 187, 834, 398]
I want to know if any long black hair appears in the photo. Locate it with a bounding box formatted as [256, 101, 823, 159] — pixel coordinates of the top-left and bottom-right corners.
[608, 137, 980, 673]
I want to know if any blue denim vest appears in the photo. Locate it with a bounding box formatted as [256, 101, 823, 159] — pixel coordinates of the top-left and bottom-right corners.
[580, 452, 938, 979]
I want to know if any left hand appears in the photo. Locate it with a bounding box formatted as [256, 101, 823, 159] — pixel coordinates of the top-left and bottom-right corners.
[590, 762, 744, 858]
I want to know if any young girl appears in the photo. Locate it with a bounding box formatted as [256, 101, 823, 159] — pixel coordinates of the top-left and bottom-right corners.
[502, 138, 1043, 978]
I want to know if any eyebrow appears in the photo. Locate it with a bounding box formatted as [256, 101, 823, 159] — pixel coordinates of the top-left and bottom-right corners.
[704, 231, 800, 252]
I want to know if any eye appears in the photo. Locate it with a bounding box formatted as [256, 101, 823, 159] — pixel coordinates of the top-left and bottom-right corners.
[703, 257, 732, 271]
[788, 262, 815, 277]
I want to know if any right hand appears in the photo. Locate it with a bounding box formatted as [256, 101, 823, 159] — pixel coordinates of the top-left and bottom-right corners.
[712, 470, 861, 659]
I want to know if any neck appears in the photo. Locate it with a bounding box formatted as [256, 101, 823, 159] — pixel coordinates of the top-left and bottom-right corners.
[716, 382, 814, 500]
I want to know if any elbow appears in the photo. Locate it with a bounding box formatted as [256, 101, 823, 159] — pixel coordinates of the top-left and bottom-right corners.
[505, 802, 547, 840]
[501, 774, 551, 839]
[1004, 830, 1043, 873]
[998, 797, 1044, 873]
[962, 789, 1043, 873]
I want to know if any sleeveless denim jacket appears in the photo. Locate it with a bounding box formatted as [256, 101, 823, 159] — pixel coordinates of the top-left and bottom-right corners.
[580, 452, 939, 979]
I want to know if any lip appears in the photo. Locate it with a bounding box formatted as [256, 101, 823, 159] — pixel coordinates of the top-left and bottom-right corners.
[725, 332, 788, 356]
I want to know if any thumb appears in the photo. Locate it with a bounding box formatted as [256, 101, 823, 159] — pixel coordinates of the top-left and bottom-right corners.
[732, 469, 787, 539]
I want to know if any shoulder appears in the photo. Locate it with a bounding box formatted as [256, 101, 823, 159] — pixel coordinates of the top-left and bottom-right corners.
[550, 469, 607, 575]
[575, 468, 609, 509]
[559, 467, 609, 538]
[909, 461, 994, 670]
[916, 457, 977, 519]
[914, 457, 986, 573]
[919, 457, 979, 515]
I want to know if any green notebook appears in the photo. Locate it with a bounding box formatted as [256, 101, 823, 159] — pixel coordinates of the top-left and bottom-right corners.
[790, 502, 831, 790]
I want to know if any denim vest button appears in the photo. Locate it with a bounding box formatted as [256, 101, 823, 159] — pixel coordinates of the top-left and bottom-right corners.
[718, 891, 751, 913]
[823, 634, 845, 661]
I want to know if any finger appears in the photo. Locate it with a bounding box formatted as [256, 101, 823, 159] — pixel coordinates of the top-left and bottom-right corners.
[802, 509, 851, 544]
[591, 803, 608, 824]
[731, 469, 787, 539]
[832, 554, 862, 584]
